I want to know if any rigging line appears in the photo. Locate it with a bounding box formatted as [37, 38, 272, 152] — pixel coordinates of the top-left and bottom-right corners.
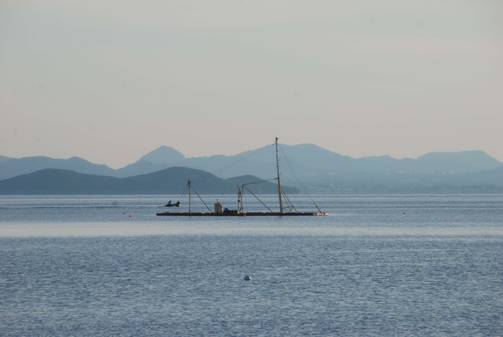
[279, 188, 291, 208]
[281, 194, 293, 211]
[278, 145, 323, 213]
[178, 181, 187, 204]
[281, 190, 297, 212]
[192, 187, 211, 212]
[244, 186, 273, 213]
[285, 194, 296, 211]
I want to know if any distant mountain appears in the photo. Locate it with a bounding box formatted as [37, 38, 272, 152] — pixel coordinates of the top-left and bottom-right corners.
[413, 151, 501, 174]
[223, 175, 294, 193]
[1, 143, 502, 192]
[433, 166, 503, 186]
[0, 156, 115, 180]
[124, 144, 502, 178]
[187, 143, 356, 178]
[111, 143, 372, 179]
[115, 146, 185, 177]
[149, 145, 502, 191]
[0, 168, 120, 194]
[139, 145, 185, 164]
[115, 160, 173, 178]
[0, 167, 296, 194]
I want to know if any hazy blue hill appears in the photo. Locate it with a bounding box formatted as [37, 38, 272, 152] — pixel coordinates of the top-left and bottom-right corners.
[115, 161, 172, 178]
[272, 143, 355, 174]
[115, 146, 186, 177]
[126, 144, 502, 179]
[224, 175, 297, 194]
[114, 143, 351, 180]
[0, 156, 115, 180]
[117, 167, 233, 194]
[345, 151, 502, 174]
[306, 166, 503, 193]
[139, 146, 186, 164]
[432, 166, 503, 186]
[180, 146, 279, 179]
[0, 169, 119, 194]
[178, 143, 357, 179]
[352, 155, 415, 173]
[2, 144, 502, 192]
[0, 167, 286, 194]
[413, 151, 502, 173]
[115, 144, 282, 179]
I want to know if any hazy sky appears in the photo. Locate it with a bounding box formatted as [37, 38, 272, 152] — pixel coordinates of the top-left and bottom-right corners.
[1, 0, 502, 168]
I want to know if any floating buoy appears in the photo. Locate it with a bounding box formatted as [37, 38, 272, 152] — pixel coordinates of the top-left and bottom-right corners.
[243, 275, 251, 281]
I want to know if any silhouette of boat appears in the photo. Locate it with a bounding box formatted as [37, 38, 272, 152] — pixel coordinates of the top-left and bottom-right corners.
[156, 138, 326, 217]
[164, 200, 180, 207]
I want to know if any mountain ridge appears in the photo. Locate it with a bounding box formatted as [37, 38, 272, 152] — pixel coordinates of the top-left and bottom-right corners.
[0, 155, 116, 180]
[1, 144, 501, 193]
[139, 146, 186, 165]
[0, 167, 296, 194]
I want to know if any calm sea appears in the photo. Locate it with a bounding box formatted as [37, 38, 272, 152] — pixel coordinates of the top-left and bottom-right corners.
[1, 194, 502, 336]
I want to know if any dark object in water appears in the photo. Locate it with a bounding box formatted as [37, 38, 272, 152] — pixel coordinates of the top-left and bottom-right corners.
[243, 275, 251, 281]
[164, 200, 180, 207]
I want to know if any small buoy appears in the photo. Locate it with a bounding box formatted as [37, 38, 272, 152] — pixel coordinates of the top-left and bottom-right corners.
[243, 275, 251, 281]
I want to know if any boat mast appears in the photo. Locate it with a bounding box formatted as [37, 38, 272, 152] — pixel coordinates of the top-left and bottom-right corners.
[275, 137, 284, 214]
[237, 186, 243, 214]
[187, 179, 191, 215]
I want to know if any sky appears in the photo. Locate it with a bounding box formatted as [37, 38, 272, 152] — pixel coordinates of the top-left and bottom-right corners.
[1, 0, 502, 168]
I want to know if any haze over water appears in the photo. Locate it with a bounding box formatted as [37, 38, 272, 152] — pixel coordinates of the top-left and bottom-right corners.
[1, 194, 502, 336]
[2, 0, 503, 335]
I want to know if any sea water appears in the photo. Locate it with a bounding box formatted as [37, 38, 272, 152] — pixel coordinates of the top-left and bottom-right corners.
[0, 194, 502, 336]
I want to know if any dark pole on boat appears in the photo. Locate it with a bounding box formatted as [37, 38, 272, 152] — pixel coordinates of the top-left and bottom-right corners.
[275, 137, 284, 214]
[187, 179, 191, 216]
[237, 185, 243, 214]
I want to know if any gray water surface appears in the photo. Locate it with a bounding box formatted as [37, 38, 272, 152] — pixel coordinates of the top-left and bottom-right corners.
[0, 195, 502, 336]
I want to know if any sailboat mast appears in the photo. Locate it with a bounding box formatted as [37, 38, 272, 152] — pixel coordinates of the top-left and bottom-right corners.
[188, 179, 192, 215]
[275, 137, 284, 214]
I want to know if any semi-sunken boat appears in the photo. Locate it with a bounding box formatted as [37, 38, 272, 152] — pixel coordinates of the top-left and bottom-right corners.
[156, 138, 326, 217]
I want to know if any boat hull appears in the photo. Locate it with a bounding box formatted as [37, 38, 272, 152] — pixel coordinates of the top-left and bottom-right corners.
[156, 211, 326, 216]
